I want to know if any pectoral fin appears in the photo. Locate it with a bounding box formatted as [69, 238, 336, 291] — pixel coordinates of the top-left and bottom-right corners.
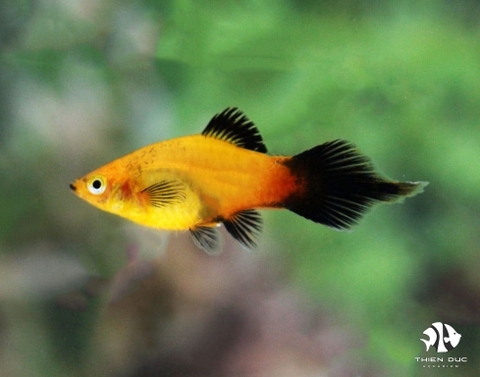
[190, 226, 224, 255]
[141, 180, 187, 208]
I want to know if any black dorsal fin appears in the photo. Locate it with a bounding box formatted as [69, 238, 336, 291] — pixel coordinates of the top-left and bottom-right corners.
[223, 210, 263, 250]
[202, 108, 267, 153]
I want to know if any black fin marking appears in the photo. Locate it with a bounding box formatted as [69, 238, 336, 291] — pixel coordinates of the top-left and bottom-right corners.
[223, 210, 263, 250]
[284, 139, 428, 230]
[190, 226, 224, 255]
[202, 107, 267, 153]
[141, 180, 187, 208]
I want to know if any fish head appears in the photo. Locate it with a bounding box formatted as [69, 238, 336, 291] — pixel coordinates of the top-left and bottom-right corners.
[444, 324, 462, 348]
[70, 165, 131, 215]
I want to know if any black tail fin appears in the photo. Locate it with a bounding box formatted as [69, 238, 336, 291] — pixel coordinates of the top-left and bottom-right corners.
[283, 139, 428, 230]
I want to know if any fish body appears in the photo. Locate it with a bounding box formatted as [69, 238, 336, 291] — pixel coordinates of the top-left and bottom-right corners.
[73, 134, 294, 230]
[70, 108, 427, 254]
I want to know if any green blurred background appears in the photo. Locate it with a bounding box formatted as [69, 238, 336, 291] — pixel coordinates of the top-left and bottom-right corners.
[1, 0, 480, 376]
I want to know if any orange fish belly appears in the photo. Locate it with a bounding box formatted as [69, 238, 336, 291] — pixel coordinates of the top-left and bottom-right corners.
[120, 135, 297, 230]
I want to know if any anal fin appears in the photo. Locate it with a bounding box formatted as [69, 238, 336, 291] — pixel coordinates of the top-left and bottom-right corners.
[223, 210, 263, 250]
[190, 226, 224, 255]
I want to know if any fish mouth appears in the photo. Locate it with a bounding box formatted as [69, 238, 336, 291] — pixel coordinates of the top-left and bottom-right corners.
[69, 183, 77, 191]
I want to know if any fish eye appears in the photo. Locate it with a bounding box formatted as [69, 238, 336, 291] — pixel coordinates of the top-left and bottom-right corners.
[87, 176, 107, 195]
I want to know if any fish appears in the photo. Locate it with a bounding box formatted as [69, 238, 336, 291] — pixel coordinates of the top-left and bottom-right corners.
[420, 322, 462, 353]
[70, 107, 428, 255]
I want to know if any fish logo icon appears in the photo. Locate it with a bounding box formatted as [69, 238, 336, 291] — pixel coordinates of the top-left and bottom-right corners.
[420, 322, 462, 353]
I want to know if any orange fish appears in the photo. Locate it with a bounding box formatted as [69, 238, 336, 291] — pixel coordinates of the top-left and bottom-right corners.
[70, 108, 427, 254]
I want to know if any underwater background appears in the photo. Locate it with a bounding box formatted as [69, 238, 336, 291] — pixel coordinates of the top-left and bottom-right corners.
[1, 0, 479, 376]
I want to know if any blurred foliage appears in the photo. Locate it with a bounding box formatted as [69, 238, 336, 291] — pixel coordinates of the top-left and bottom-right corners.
[1, 0, 480, 376]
